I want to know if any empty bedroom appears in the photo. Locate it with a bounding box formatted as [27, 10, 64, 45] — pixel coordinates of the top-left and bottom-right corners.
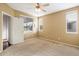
[0, 3, 79, 56]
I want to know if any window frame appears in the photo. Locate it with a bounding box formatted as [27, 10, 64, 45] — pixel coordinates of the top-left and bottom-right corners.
[66, 10, 78, 34]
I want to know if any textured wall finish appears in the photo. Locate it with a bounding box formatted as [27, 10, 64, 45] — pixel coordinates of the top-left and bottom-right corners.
[39, 6, 79, 46]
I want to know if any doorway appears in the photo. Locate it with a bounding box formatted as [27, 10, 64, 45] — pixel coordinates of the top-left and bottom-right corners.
[2, 13, 11, 50]
[23, 16, 35, 39]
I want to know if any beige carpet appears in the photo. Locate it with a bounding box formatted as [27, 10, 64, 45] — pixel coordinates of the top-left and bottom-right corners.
[0, 37, 79, 56]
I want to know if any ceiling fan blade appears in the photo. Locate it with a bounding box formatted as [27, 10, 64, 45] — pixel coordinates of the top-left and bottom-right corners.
[40, 6, 47, 12]
[33, 3, 47, 12]
[33, 3, 39, 6]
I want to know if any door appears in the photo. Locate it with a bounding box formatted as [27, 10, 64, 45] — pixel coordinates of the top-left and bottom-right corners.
[10, 17, 24, 44]
[2, 14, 11, 50]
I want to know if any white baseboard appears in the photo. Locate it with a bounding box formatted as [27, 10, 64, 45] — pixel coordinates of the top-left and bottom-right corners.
[39, 36, 79, 48]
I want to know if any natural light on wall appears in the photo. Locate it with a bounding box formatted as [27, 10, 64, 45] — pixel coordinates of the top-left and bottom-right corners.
[33, 17, 43, 32]
[39, 18, 43, 31]
[33, 18, 38, 32]
[66, 10, 78, 34]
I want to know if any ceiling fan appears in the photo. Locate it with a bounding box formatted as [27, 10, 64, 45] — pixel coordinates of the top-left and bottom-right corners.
[34, 3, 49, 12]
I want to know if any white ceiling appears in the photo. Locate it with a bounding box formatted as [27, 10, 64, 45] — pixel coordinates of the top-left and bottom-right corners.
[7, 3, 79, 17]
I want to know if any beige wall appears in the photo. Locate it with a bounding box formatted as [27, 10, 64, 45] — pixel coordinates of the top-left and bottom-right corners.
[39, 6, 79, 46]
[14, 10, 32, 17]
[0, 3, 15, 16]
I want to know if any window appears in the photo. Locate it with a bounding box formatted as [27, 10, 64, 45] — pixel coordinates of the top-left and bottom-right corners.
[24, 17, 33, 31]
[66, 10, 78, 34]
